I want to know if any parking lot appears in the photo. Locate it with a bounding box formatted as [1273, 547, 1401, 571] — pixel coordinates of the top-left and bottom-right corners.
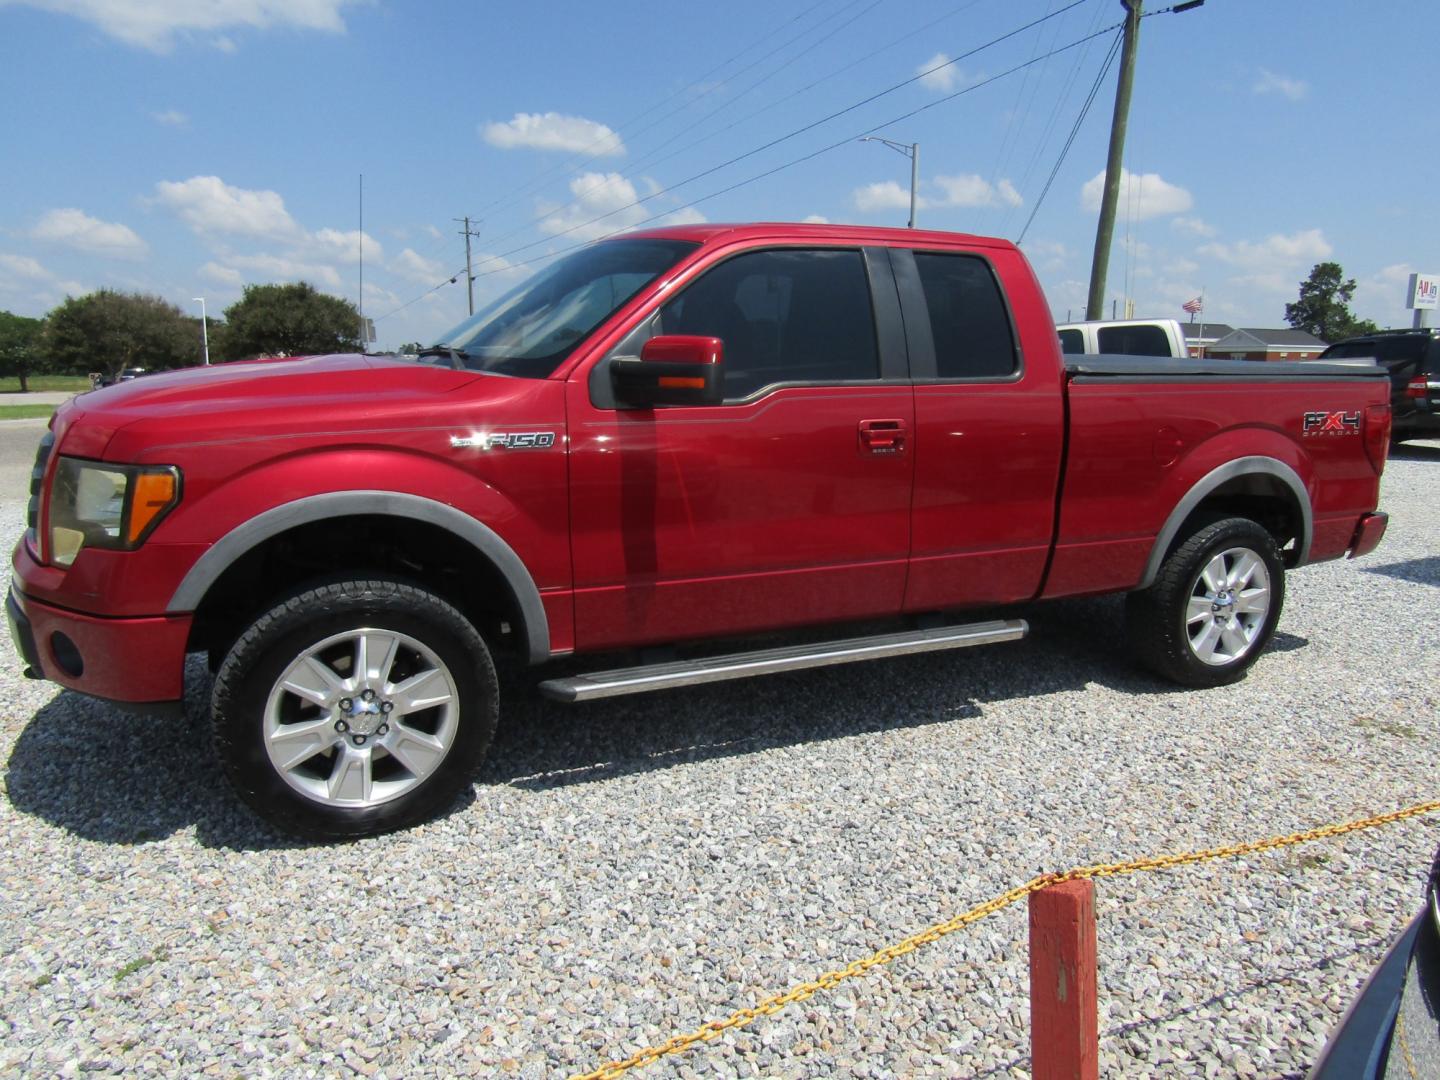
[1, 422, 1436, 1079]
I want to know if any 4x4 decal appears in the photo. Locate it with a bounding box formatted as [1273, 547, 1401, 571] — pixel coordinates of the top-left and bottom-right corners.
[1302, 411, 1360, 435]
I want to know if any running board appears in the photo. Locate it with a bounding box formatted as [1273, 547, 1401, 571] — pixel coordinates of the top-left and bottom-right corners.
[538, 619, 1028, 703]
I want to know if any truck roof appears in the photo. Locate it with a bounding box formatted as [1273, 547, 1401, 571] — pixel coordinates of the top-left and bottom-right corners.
[618, 221, 1017, 250]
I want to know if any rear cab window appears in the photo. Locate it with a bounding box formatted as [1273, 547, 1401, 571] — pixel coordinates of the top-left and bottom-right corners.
[1096, 323, 1171, 356]
[1058, 328, 1083, 354]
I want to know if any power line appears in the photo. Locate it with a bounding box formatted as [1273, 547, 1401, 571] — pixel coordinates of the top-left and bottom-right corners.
[376, 4, 1107, 324]
[470, 0, 852, 224]
[374, 15, 1124, 325]
[470, 0, 887, 259]
[1015, 29, 1122, 244]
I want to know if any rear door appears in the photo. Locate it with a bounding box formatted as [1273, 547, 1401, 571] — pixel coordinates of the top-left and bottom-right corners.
[566, 244, 916, 650]
[890, 245, 1066, 610]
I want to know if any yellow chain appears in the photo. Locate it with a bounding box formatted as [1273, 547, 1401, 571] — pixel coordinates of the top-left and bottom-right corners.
[571, 798, 1440, 1080]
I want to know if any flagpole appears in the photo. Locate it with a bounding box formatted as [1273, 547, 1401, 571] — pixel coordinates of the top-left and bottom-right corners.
[1198, 288, 1206, 358]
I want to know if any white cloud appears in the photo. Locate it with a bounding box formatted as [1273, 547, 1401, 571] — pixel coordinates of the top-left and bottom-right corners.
[1254, 69, 1308, 102]
[915, 53, 978, 93]
[307, 226, 382, 263]
[853, 181, 922, 213]
[223, 252, 342, 288]
[152, 108, 188, 127]
[423, 224, 443, 240]
[0, 251, 86, 313]
[1020, 239, 1068, 271]
[801, 215, 830, 224]
[391, 247, 448, 285]
[934, 173, 1022, 209]
[30, 208, 148, 259]
[482, 112, 625, 156]
[536, 171, 703, 241]
[3, 0, 360, 52]
[1199, 229, 1332, 267]
[1171, 216, 1215, 238]
[154, 175, 299, 240]
[1081, 168, 1192, 220]
[199, 261, 243, 287]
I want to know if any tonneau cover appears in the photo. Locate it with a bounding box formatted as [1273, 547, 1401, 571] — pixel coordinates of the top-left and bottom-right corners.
[1064, 355, 1387, 379]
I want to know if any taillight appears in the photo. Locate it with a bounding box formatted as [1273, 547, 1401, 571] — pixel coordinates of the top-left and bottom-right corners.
[1406, 376, 1427, 399]
[1364, 403, 1391, 473]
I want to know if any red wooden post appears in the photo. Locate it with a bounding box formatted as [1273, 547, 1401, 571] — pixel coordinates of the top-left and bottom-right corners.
[1029, 879, 1098, 1080]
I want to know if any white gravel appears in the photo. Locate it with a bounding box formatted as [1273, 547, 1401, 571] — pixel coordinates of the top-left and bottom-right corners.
[2, 440, 1437, 1079]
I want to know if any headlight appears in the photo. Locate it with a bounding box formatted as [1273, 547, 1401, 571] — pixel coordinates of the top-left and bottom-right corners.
[49, 457, 181, 567]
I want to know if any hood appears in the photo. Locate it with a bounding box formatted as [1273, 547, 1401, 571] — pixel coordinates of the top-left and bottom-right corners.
[62, 353, 526, 460]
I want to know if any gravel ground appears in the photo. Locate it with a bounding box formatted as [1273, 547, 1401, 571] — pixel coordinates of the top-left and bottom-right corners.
[2, 441, 1438, 1079]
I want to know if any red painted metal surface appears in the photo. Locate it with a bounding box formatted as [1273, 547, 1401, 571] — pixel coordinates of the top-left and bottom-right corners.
[6, 222, 1391, 708]
[1029, 879, 1099, 1080]
[11, 587, 191, 702]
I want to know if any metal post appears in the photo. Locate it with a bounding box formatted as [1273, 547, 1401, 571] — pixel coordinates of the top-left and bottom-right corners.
[464, 216, 474, 315]
[358, 174, 364, 348]
[1085, 0, 1142, 321]
[192, 297, 209, 365]
[909, 143, 919, 229]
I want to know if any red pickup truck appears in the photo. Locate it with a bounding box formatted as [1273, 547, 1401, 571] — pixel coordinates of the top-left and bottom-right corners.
[8, 223, 1392, 838]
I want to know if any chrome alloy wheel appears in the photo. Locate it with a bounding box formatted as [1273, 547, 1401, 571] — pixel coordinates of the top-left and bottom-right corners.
[1185, 546, 1272, 667]
[263, 628, 460, 808]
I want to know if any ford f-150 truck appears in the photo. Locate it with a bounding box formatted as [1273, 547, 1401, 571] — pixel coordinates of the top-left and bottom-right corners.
[7, 223, 1392, 839]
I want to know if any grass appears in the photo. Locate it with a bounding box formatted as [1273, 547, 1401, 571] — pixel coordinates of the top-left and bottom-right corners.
[0, 375, 92, 393]
[114, 946, 168, 983]
[0, 404, 55, 421]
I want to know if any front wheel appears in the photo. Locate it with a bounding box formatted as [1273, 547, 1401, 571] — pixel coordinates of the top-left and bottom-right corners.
[1126, 517, 1285, 688]
[211, 578, 498, 840]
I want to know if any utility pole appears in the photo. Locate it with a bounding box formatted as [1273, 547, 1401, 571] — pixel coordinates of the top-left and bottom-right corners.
[1085, 0, 1142, 321]
[858, 137, 920, 229]
[455, 217, 483, 315]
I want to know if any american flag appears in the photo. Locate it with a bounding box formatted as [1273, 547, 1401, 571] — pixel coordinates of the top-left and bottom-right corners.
[1182, 296, 1204, 314]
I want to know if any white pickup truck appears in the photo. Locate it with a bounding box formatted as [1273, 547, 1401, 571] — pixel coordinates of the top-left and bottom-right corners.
[1055, 318, 1187, 357]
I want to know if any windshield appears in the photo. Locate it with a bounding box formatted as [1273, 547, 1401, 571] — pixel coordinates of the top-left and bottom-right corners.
[425, 238, 697, 377]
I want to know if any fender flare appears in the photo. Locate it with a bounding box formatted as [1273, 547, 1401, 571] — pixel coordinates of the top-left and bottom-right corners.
[1139, 456, 1312, 589]
[167, 490, 551, 664]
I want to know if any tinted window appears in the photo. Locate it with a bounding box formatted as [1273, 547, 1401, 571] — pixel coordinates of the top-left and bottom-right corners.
[1058, 329, 1083, 354]
[659, 248, 878, 399]
[432, 238, 696, 377]
[1319, 341, 1379, 360]
[913, 253, 1017, 378]
[1097, 324, 1171, 356]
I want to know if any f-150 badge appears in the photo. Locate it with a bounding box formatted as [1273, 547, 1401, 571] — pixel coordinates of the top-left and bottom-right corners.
[1302, 411, 1360, 435]
[451, 432, 557, 450]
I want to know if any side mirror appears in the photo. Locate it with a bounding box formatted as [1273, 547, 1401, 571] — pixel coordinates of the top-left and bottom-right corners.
[611, 335, 724, 407]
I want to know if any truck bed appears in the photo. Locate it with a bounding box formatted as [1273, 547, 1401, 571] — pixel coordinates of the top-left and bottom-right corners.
[1063, 355, 1388, 381]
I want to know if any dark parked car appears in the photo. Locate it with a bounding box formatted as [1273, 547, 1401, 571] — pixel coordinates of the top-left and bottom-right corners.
[93, 367, 148, 389]
[1319, 329, 1440, 443]
[1311, 847, 1440, 1077]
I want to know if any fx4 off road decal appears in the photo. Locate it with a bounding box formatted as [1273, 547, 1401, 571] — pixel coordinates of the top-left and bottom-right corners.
[1302, 411, 1360, 436]
[451, 432, 557, 450]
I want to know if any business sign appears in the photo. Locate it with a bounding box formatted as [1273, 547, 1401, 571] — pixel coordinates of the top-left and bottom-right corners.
[1407, 272, 1439, 310]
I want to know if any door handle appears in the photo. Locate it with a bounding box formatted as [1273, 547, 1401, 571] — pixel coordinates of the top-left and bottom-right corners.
[858, 418, 907, 454]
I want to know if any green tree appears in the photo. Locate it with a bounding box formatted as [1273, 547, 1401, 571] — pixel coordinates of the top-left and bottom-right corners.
[219, 282, 361, 361]
[0, 310, 47, 391]
[41, 290, 199, 380]
[1284, 262, 1380, 343]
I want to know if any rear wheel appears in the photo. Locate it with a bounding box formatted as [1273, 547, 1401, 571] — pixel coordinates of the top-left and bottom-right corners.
[211, 578, 497, 840]
[1126, 517, 1285, 688]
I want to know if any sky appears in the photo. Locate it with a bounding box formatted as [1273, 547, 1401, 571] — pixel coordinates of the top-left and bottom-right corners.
[0, 0, 1434, 353]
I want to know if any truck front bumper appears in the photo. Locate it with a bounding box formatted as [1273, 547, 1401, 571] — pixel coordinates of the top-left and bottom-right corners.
[7, 584, 191, 707]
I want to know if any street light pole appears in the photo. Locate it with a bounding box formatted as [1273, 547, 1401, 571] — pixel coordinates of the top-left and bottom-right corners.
[859, 137, 920, 228]
[192, 297, 210, 366]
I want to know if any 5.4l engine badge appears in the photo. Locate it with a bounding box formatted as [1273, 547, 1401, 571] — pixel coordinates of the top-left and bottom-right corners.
[1302, 411, 1360, 436]
[451, 432, 556, 450]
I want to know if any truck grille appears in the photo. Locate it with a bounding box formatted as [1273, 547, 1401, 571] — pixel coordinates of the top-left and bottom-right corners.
[26, 430, 54, 545]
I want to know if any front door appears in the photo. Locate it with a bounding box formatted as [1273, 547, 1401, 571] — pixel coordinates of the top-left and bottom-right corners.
[567, 245, 915, 651]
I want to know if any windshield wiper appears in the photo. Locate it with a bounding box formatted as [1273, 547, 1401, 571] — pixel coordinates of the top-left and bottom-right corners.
[414, 344, 472, 368]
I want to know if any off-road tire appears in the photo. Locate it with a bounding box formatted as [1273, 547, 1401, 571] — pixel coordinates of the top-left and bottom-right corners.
[211, 578, 498, 840]
[1126, 517, 1285, 689]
